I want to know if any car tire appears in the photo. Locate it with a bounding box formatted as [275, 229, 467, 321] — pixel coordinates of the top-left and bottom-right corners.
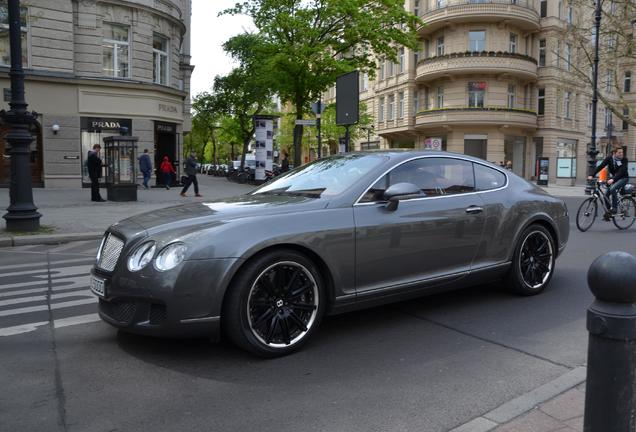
[223, 249, 326, 357]
[505, 224, 556, 296]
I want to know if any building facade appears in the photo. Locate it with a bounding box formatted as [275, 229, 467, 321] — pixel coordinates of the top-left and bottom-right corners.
[0, 0, 193, 188]
[348, 0, 635, 185]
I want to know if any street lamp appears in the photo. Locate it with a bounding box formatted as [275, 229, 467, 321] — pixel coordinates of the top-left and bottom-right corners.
[586, 0, 603, 194]
[361, 124, 375, 150]
[1, 0, 40, 231]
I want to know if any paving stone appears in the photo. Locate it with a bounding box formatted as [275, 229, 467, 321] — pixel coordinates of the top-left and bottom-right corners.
[493, 409, 565, 432]
[539, 388, 585, 421]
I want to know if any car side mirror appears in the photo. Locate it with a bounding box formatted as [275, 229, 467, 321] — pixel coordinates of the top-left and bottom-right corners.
[383, 182, 422, 211]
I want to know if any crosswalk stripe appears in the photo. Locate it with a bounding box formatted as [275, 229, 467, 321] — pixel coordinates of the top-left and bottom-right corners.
[0, 314, 101, 336]
[0, 297, 96, 317]
[0, 282, 90, 298]
[0, 257, 93, 273]
[47, 240, 96, 254]
[54, 313, 100, 329]
[0, 290, 93, 307]
[0, 321, 49, 336]
[0, 274, 91, 292]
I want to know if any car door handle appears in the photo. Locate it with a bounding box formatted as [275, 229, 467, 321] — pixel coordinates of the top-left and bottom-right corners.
[465, 206, 483, 214]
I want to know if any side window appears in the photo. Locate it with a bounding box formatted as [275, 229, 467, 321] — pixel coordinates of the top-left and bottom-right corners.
[474, 163, 507, 191]
[359, 158, 475, 202]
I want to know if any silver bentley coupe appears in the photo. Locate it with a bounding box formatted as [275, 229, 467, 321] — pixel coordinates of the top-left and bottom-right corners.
[91, 152, 569, 357]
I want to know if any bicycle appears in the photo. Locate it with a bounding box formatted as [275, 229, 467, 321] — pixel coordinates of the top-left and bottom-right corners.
[576, 180, 636, 231]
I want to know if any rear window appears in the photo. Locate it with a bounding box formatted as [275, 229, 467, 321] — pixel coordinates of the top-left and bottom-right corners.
[474, 164, 506, 191]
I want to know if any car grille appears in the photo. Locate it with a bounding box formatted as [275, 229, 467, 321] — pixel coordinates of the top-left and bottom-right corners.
[99, 299, 137, 324]
[149, 304, 167, 325]
[97, 233, 124, 272]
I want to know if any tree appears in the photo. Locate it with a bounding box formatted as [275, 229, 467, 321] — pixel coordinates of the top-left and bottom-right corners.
[223, 0, 420, 166]
[190, 94, 222, 163]
[564, 0, 636, 128]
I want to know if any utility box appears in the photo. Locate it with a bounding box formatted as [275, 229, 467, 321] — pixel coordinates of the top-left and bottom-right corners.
[104, 135, 138, 202]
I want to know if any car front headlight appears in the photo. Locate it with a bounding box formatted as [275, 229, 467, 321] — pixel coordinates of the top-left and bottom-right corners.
[127, 241, 156, 272]
[154, 243, 187, 271]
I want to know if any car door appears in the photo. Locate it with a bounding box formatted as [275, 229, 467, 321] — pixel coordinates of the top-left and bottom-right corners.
[353, 157, 486, 294]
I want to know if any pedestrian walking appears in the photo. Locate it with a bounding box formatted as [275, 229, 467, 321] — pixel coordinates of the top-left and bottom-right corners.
[180, 152, 202, 197]
[87, 144, 106, 202]
[280, 150, 290, 173]
[159, 156, 176, 190]
[138, 148, 152, 189]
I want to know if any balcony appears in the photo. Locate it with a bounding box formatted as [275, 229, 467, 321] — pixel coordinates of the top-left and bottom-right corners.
[415, 107, 537, 129]
[419, 0, 540, 35]
[416, 51, 538, 81]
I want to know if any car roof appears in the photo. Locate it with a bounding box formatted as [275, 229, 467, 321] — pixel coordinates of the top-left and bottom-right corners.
[343, 150, 497, 166]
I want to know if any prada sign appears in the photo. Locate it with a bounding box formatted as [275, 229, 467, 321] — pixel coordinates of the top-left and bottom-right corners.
[81, 117, 132, 133]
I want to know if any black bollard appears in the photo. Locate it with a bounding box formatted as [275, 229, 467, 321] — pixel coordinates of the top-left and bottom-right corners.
[583, 251, 636, 432]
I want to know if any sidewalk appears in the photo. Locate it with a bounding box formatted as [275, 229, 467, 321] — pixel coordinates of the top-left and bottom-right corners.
[539, 184, 587, 198]
[0, 176, 253, 240]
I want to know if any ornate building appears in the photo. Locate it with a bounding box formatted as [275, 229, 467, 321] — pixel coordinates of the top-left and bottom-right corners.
[0, 0, 193, 188]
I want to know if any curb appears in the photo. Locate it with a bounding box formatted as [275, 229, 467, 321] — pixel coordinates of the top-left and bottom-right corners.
[448, 366, 587, 432]
[0, 232, 103, 247]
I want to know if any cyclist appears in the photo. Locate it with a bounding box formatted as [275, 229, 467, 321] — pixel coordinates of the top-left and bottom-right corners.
[587, 147, 630, 215]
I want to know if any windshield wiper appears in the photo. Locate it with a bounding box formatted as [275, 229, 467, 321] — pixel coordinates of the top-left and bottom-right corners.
[257, 188, 325, 198]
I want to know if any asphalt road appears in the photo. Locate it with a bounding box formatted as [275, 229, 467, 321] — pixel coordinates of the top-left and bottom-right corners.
[1, 196, 634, 432]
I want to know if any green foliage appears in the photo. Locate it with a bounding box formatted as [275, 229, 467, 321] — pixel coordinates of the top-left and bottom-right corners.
[223, 0, 420, 163]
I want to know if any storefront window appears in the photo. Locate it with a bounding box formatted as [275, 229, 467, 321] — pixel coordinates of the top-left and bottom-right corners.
[0, 4, 28, 67]
[80, 118, 132, 184]
[556, 139, 577, 178]
[153, 34, 168, 85]
[103, 23, 130, 78]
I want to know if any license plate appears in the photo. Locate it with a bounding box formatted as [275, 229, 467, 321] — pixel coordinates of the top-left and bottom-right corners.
[90, 275, 106, 298]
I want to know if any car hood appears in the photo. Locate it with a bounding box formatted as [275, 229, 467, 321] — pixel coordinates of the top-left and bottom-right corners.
[115, 194, 329, 235]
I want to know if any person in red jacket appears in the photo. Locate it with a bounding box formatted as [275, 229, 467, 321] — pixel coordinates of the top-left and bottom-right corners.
[159, 156, 176, 190]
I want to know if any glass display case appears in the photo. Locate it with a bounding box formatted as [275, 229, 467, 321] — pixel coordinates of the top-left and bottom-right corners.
[103, 135, 138, 201]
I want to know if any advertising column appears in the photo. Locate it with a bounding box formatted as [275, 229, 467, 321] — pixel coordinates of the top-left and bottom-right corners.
[253, 115, 278, 181]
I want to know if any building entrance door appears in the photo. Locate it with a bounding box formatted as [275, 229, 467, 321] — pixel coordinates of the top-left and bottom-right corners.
[0, 122, 44, 188]
[154, 122, 177, 186]
[504, 136, 526, 177]
[464, 137, 487, 160]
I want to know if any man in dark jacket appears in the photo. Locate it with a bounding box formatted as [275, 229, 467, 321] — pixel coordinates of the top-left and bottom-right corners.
[180, 152, 201, 197]
[87, 144, 106, 202]
[138, 148, 152, 189]
[588, 147, 630, 213]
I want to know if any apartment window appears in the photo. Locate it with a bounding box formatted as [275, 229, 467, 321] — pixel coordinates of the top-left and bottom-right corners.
[508, 84, 516, 108]
[379, 61, 385, 80]
[103, 23, 130, 78]
[414, 43, 420, 64]
[468, 82, 486, 108]
[539, 39, 546, 66]
[606, 72, 613, 92]
[424, 39, 430, 58]
[557, 0, 562, 18]
[379, 97, 385, 122]
[604, 107, 612, 128]
[387, 61, 394, 77]
[565, 43, 571, 71]
[556, 89, 562, 116]
[538, 88, 545, 115]
[564, 91, 571, 118]
[587, 103, 593, 127]
[398, 92, 405, 118]
[362, 72, 369, 91]
[623, 107, 630, 130]
[556, 40, 561, 68]
[436, 86, 444, 108]
[437, 0, 446, 8]
[607, 33, 617, 50]
[398, 47, 405, 73]
[566, 6, 573, 24]
[414, 90, 419, 114]
[388, 95, 395, 120]
[424, 87, 430, 110]
[469, 31, 486, 52]
[625, 71, 632, 93]
[153, 34, 169, 85]
[509, 33, 517, 53]
[414, 0, 420, 16]
[0, 4, 28, 67]
[436, 36, 444, 56]
[540, 0, 547, 17]
[610, 0, 616, 15]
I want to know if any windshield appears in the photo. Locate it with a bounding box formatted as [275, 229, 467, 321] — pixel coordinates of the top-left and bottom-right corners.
[252, 154, 387, 198]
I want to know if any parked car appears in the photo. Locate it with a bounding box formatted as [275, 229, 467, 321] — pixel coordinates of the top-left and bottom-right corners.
[91, 151, 569, 357]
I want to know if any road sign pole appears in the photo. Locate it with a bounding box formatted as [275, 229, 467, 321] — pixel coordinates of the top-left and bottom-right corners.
[344, 125, 350, 153]
[317, 100, 322, 159]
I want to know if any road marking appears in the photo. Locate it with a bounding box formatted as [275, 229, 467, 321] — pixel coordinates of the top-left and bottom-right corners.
[0, 274, 90, 292]
[0, 314, 101, 336]
[0, 297, 96, 317]
[0, 290, 93, 307]
[0, 257, 92, 273]
[48, 240, 96, 254]
[0, 278, 91, 298]
[54, 313, 100, 329]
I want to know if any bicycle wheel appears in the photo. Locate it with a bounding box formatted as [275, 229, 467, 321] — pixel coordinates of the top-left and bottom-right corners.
[576, 197, 597, 232]
[613, 196, 636, 230]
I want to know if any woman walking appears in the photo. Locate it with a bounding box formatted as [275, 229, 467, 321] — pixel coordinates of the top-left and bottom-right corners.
[159, 156, 176, 190]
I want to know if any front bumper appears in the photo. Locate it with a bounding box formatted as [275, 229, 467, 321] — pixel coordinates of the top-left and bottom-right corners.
[92, 257, 242, 340]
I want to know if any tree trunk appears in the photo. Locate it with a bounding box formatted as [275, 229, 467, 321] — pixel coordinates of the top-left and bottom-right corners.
[293, 99, 304, 167]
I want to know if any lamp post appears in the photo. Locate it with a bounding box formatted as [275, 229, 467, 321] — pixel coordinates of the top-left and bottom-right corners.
[2, 0, 40, 231]
[586, 0, 603, 195]
[361, 124, 375, 150]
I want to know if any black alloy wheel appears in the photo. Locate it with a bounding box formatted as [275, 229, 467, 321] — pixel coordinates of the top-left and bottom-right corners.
[224, 249, 325, 357]
[506, 224, 555, 296]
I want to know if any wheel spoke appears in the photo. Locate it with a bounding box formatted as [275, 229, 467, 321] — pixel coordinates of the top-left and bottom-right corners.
[289, 302, 317, 311]
[288, 310, 308, 332]
[265, 315, 279, 344]
[285, 268, 301, 291]
[252, 307, 275, 328]
[288, 283, 312, 300]
[259, 274, 276, 296]
[280, 317, 291, 345]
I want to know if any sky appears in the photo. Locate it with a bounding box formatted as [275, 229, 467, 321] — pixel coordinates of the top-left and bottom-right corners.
[190, 0, 255, 99]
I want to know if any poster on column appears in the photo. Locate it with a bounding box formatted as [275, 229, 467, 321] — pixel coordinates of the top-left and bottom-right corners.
[254, 118, 273, 181]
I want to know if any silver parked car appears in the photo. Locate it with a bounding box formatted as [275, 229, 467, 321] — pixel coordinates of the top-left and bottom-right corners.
[91, 152, 569, 357]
